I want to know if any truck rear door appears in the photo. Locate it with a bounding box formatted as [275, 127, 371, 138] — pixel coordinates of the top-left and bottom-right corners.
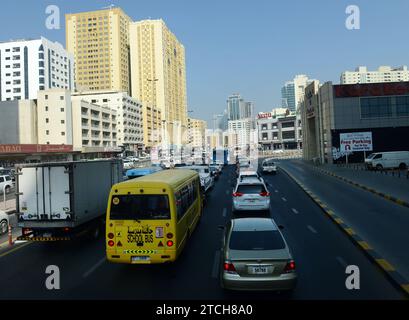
[19, 166, 71, 221]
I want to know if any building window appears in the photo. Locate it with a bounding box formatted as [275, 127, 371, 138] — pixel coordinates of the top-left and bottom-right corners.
[262, 133, 268, 140]
[60, 108, 64, 112]
[282, 131, 295, 140]
[61, 132, 65, 136]
[60, 96, 64, 100]
[45, 95, 48, 100]
[45, 106, 48, 111]
[262, 124, 268, 130]
[46, 130, 49, 135]
[360, 97, 392, 118]
[396, 96, 409, 117]
[46, 118, 49, 123]
[61, 120, 65, 124]
[281, 121, 295, 128]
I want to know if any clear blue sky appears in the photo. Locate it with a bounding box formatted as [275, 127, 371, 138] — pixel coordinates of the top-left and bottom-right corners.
[1, 0, 409, 126]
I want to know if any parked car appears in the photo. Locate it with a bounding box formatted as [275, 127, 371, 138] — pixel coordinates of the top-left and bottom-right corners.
[123, 159, 134, 170]
[261, 158, 277, 175]
[365, 151, 409, 170]
[177, 166, 214, 193]
[0, 175, 13, 195]
[0, 210, 9, 235]
[219, 218, 297, 292]
[232, 177, 270, 214]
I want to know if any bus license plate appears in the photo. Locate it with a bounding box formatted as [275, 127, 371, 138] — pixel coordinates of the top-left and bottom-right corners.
[131, 256, 150, 262]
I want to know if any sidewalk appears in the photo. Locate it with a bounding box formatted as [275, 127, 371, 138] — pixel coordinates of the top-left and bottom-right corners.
[308, 162, 409, 207]
[0, 198, 16, 213]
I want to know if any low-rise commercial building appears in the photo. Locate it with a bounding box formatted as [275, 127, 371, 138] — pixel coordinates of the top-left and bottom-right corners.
[257, 110, 302, 151]
[301, 81, 409, 163]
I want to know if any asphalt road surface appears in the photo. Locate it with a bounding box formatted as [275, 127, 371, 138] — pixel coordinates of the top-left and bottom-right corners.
[0, 163, 404, 300]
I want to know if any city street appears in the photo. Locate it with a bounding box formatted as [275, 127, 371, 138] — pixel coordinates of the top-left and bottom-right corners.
[0, 163, 404, 300]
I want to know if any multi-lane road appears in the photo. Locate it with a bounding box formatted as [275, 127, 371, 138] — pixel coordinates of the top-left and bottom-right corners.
[0, 161, 405, 300]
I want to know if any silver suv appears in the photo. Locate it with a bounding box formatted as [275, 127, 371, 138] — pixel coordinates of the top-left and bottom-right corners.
[232, 177, 270, 214]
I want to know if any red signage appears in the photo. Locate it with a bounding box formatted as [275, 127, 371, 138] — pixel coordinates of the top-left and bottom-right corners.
[257, 113, 272, 119]
[334, 82, 409, 98]
[0, 144, 74, 154]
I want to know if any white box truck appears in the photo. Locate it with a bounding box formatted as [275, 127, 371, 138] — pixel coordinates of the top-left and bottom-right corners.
[15, 159, 122, 241]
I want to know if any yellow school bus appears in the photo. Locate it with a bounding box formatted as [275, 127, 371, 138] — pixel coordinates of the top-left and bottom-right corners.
[106, 169, 202, 264]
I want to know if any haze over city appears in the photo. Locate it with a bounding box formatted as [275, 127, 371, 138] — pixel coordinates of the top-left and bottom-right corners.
[1, 0, 409, 124]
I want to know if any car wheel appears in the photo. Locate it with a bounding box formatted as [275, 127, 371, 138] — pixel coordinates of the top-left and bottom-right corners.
[399, 163, 407, 170]
[5, 186, 11, 194]
[0, 219, 8, 235]
[376, 164, 383, 170]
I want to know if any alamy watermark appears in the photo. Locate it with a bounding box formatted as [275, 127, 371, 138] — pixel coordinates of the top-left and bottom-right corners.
[45, 265, 60, 290]
[345, 5, 360, 30]
[345, 265, 360, 290]
[45, 5, 60, 30]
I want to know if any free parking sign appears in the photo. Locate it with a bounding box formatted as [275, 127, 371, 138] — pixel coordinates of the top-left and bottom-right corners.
[340, 132, 373, 152]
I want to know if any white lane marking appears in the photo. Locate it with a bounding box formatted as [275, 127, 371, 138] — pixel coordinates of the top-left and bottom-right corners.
[307, 225, 318, 234]
[274, 190, 279, 193]
[291, 208, 299, 214]
[281, 197, 287, 202]
[212, 250, 221, 279]
[83, 257, 106, 279]
[222, 208, 227, 217]
[336, 256, 348, 268]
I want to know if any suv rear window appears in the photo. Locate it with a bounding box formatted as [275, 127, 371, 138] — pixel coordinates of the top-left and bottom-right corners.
[263, 161, 274, 166]
[110, 195, 170, 220]
[229, 230, 285, 250]
[237, 184, 266, 194]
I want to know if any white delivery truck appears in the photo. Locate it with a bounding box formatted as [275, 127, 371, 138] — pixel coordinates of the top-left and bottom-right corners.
[15, 159, 122, 241]
[365, 151, 409, 170]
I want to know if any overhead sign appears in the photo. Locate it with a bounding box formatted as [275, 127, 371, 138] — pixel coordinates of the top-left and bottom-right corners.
[340, 132, 373, 152]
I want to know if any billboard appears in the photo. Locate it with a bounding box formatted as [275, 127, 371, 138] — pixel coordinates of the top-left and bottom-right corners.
[340, 132, 373, 152]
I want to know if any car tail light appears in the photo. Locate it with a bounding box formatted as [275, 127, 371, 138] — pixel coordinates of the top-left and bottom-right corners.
[108, 240, 115, 247]
[224, 261, 237, 274]
[260, 192, 270, 197]
[233, 192, 243, 197]
[167, 240, 174, 247]
[108, 233, 114, 239]
[166, 232, 173, 239]
[284, 260, 296, 273]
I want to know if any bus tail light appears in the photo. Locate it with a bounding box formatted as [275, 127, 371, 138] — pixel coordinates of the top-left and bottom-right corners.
[108, 233, 114, 239]
[108, 240, 115, 247]
[166, 240, 174, 247]
[166, 233, 173, 239]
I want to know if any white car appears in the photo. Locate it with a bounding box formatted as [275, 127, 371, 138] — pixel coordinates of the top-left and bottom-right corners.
[0, 210, 9, 235]
[238, 170, 264, 183]
[232, 177, 270, 214]
[261, 159, 277, 175]
[0, 175, 13, 195]
[179, 166, 214, 193]
[365, 151, 409, 170]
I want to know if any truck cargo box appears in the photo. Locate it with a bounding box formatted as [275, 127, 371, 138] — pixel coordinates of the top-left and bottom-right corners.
[16, 159, 122, 229]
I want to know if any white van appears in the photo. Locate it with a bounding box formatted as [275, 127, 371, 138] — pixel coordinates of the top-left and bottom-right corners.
[365, 151, 409, 170]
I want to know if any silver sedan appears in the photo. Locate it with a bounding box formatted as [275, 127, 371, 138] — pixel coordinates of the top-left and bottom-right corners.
[219, 218, 297, 292]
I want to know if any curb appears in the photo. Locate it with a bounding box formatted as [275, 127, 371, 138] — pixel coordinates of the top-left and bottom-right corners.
[279, 166, 409, 299]
[311, 166, 409, 209]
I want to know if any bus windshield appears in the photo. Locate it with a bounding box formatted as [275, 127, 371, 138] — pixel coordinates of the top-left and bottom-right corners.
[110, 195, 171, 220]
